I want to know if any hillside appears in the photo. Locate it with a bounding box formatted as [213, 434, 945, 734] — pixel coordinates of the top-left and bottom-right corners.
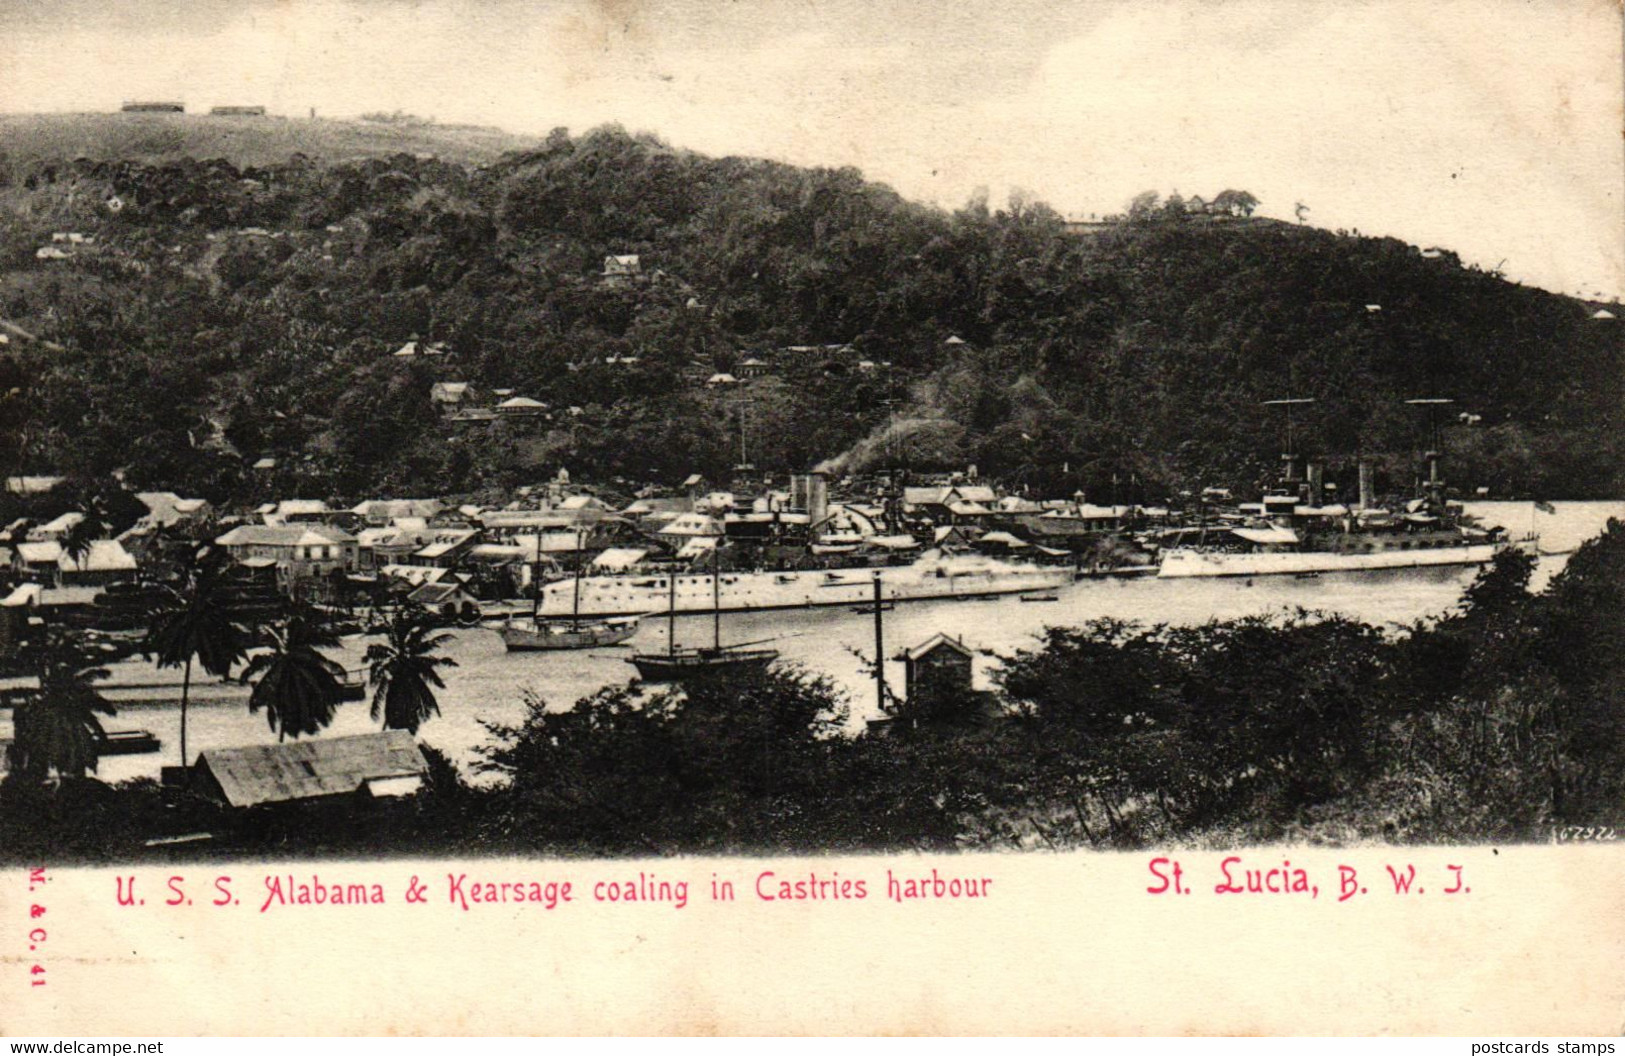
[0, 112, 541, 171]
[0, 120, 1619, 504]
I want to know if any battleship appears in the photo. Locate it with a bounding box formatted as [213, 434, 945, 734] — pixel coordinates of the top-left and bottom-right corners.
[1157, 399, 1535, 579]
[539, 549, 1071, 618]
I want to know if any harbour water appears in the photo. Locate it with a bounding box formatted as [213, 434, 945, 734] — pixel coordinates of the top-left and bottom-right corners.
[6, 501, 1620, 784]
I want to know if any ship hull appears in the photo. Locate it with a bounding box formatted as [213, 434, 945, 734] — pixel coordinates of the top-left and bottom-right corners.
[534, 554, 1071, 618]
[501, 617, 640, 651]
[1157, 542, 1505, 579]
[628, 649, 780, 681]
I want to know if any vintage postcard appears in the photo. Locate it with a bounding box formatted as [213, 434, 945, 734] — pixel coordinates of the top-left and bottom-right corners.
[1, 0, 1622, 1037]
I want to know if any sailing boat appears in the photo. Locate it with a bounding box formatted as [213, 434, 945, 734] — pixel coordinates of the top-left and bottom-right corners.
[501, 530, 641, 651]
[627, 548, 779, 681]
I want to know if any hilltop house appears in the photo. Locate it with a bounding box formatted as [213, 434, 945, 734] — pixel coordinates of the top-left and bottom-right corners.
[495, 396, 547, 418]
[601, 254, 643, 287]
[430, 381, 470, 411]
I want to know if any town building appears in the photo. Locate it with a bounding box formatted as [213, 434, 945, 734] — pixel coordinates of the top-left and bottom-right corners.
[214, 524, 358, 595]
[190, 732, 428, 808]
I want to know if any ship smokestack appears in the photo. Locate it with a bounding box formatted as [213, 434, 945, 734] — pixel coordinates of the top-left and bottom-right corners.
[1306, 461, 1324, 508]
[808, 471, 829, 534]
[791, 472, 830, 541]
[1358, 460, 1375, 510]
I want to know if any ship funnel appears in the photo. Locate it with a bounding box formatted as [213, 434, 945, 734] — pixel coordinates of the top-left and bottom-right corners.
[791, 471, 830, 539]
[808, 471, 829, 532]
[1358, 460, 1375, 510]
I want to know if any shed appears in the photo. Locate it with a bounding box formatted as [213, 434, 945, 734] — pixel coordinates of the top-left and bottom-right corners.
[192, 731, 427, 808]
[406, 581, 481, 620]
[902, 633, 975, 702]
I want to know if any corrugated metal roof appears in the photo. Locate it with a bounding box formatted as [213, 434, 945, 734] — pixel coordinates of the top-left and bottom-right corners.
[196, 731, 426, 808]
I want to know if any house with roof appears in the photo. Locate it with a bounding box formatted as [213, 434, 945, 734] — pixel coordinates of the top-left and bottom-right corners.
[57, 540, 138, 587]
[132, 492, 213, 530]
[261, 499, 331, 526]
[350, 499, 445, 527]
[13, 541, 64, 583]
[656, 512, 725, 541]
[903, 484, 999, 524]
[409, 528, 481, 569]
[355, 526, 439, 572]
[495, 395, 547, 418]
[601, 254, 643, 287]
[429, 381, 471, 412]
[867, 633, 1003, 736]
[215, 524, 357, 594]
[5, 476, 66, 496]
[378, 565, 460, 590]
[27, 512, 84, 543]
[189, 731, 428, 808]
[406, 581, 481, 621]
[393, 340, 450, 358]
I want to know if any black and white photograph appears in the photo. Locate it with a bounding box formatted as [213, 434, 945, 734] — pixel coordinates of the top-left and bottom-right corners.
[0, 0, 1620, 1037]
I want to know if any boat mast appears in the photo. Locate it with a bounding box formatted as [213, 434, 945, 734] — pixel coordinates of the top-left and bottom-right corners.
[712, 547, 722, 651]
[667, 561, 677, 657]
[571, 527, 584, 630]
[530, 544, 541, 622]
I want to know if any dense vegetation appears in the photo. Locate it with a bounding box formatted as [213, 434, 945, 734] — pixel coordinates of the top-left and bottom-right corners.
[5, 520, 1620, 862]
[0, 120, 1619, 505]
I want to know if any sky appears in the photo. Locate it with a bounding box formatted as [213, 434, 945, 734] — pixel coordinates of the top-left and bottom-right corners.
[2, 0, 1621, 299]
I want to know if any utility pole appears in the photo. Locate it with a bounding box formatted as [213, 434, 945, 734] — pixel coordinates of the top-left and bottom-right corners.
[872, 572, 886, 714]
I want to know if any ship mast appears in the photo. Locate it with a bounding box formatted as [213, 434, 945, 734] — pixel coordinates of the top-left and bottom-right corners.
[1262, 397, 1316, 490]
[570, 527, 584, 630]
[1405, 397, 1454, 508]
[712, 547, 722, 651]
[530, 538, 541, 623]
[666, 562, 677, 657]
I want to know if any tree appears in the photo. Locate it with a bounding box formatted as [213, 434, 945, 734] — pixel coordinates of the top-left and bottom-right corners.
[242, 607, 347, 742]
[1126, 190, 1161, 221]
[145, 546, 249, 769]
[7, 627, 114, 782]
[364, 605, 458, 733]
[59, 489, 120, 571]
[1212, 189, 1260, 217]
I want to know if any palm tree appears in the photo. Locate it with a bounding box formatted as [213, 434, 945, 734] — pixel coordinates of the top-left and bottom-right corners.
[365, 605, 458, 733]
[60, 496, 113, 571]
[146, 547, 248, 769]
[242, 607, 347, 741]
[8, 627, 115, 781]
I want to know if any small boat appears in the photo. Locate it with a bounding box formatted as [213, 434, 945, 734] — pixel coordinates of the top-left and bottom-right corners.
[96, 729, 162, 756]
[628, 551, 778, 681]
[850, 602, 895, 614]
[338, 670, 368, 700]
[1020, 592, 1060, 602]
[502, 615, 641, 651]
